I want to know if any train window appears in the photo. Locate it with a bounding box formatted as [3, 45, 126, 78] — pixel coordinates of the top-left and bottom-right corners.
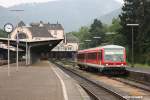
[87, 53, 97, 60]
[104, 48, 124, 62]
[77, 54, 84, 60]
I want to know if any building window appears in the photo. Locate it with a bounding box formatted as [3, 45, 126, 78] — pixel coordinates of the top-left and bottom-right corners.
[77, 54, 85, 60]
[54, 30, 57, 35]
[15, 33, 28, 39]
[68, 45, 73, 51]
[68, 47, 72, 50]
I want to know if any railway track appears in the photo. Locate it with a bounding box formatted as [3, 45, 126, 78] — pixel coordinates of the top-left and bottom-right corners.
[110, 77, 150, 92]
[63, 60, 150, 90]
[54, 61, 150, 100]
[54, 61, 127, 100]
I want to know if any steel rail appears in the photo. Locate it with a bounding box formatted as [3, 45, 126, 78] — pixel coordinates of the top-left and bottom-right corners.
[54, 62, 127, 100]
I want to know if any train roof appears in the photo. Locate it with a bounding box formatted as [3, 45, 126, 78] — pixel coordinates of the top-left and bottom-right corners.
[78, 45, 125, 53]
[100, 45, 125, 49]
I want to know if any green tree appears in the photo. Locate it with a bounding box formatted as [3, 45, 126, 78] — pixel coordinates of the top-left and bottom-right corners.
[70, 19, 106, 49]
[108, 18, 122, 33]
[104, 18, 126, 46]
[72, 26, 89, 42]
[68, 26, 90, 49]
[0, 29, 7, 38]
[119, 0, 150, 64]
[88, 19, 106, 47]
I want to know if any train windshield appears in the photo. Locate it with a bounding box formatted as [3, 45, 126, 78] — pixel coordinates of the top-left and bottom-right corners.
[104, 48, 124, 62]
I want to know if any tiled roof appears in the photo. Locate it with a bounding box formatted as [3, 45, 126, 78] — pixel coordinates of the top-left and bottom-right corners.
[28, 26, 53, 37]
[48, 24, 64, 30]
[30, 22, 64, 30]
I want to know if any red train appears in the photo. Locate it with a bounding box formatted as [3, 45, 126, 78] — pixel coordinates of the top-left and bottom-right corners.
[77, 45, 127, 72]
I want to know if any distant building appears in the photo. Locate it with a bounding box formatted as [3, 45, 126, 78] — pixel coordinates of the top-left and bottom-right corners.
[52, 33, 79, 52]
[50, 33, 79, 59]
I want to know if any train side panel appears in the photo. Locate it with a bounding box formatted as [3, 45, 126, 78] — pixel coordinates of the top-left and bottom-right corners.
[77, 45, 127, 70]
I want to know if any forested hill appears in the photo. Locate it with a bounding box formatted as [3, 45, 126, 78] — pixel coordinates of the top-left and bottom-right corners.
[0, 0, 122, 32]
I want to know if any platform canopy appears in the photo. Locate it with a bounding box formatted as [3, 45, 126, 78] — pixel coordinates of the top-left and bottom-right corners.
[0, 37, 63, 52]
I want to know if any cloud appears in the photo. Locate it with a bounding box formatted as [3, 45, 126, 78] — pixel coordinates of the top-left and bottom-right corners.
[115, 0, 124, 4]
[0, 0, 59, 8]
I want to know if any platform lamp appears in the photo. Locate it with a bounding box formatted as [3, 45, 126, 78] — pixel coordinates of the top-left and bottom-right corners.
[93, 36, 101, 46]
[84, 40, 92, 48]
[127, 24, 139, 67]
[4, 23, 14, 76]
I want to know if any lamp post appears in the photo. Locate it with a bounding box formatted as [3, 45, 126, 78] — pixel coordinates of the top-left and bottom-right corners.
[9, 9, 24, 71]
[84, 40, 91, 48]
[26, 34, 28, 65]
[93, 36, 101, 46]
[16, 31, 19, 71]
[127, 24, 139, 67]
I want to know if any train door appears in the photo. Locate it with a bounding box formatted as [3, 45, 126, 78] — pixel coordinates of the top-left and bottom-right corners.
[84, 53, 88, 68]
[83, 53, 85, 63]
[84, 53, 87, 64]
[98, 51, 102, 65]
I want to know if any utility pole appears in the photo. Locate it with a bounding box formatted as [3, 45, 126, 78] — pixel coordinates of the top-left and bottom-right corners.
[26, 34, 28, 66]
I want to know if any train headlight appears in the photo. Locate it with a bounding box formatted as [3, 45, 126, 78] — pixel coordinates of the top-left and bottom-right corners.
[106, 64, 108, 66]
[121, 64, 124, 66]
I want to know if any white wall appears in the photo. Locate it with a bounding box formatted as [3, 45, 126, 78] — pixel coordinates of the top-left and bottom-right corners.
[10, 27, 32, 40]
[52, 42, 78, 52]
[48, 30, 64, 39]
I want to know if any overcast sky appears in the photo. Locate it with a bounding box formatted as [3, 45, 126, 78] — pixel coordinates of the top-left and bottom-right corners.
[115, 0, 124, 4]
[0, 0, 59, 7]
[0, 0, 124, 8]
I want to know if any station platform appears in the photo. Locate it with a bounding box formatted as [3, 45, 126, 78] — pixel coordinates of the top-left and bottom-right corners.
[126, 66, 150, 86]
[0, 61, 90, 100]
[127, 67, 150, 74]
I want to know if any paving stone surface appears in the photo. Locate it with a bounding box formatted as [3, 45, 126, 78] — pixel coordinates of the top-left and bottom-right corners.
[0, 62, 63, 100]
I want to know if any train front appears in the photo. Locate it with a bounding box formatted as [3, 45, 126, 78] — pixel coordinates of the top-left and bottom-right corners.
[102, 45, 127, 69]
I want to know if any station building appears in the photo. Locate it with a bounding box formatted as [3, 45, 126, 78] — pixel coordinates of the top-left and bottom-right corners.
[0, 21, 79, 62]
[0, 21, 64, 63]
[50, 33, 79, 60]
